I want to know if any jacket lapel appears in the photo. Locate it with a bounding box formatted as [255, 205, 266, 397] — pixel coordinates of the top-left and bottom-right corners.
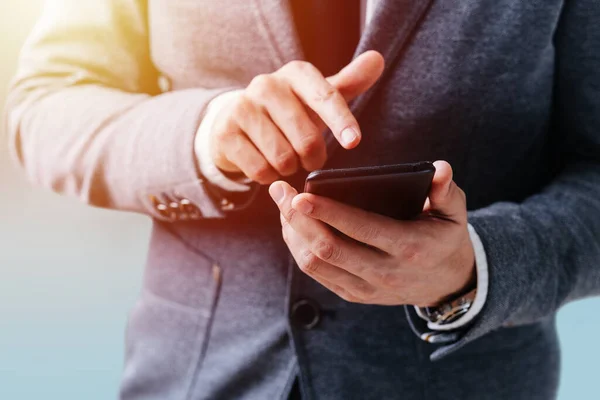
[251, 0, 303, 65]
[353, 0, 435, 114]
[324, 0, 436, 154]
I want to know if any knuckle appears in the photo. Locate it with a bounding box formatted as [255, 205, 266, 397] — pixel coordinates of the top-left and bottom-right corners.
[400, 242, 420, 262]
[232, 94, 252, 114]
[353, 281, 375, 301]
[286, 60, 313, 74]
[216, 125, 236, 142]
[338, 288, 362, 304]
[249, 162, 274, 183]
[314, 236, 341, 263]
[273, 151, 297, 174]
[314, 237, 333, 260]
[247, 77, 279, 101]
[284, 207, 297, 224]
[212, 112, 234, 137]
[231, 96, 255, 124]
[228, 136, 246, 155]
[300, 250, 320, 274]
[297, 135, 323, 158]
[375, 270, 402, 290]
[248, 74, 276, 96]
[287, 113, 316, 137]
[314, 85, 339, 104]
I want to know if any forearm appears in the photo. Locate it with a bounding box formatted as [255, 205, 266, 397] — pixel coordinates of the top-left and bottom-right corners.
[3, 0, 245, 220]
[7, 83, 231, 219]
[427, 161, 600, 360]
[469, 161, 600, 323]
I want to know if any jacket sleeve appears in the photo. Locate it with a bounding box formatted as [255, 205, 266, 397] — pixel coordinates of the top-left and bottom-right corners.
[427, 0, 600, 360]
[4, 0, 236, 220]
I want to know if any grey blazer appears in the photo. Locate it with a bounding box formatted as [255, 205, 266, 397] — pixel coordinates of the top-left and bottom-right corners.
[6, 0, 600, 399]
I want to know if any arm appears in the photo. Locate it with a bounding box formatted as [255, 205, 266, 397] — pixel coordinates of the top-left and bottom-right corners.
[430, 0, 600, 360]
[5, 0, 232, 220]
[5, 1, 385, 221]
[413, 227, 489, 333]
[268, 0, 600, 360]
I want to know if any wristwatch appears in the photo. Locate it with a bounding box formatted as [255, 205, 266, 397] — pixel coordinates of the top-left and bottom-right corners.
[420, 287, 477, 325]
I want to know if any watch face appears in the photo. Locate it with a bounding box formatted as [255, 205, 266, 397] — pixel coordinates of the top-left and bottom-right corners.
[423, 289, 476, 325]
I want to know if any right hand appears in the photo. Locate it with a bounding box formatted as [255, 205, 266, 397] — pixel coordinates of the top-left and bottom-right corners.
[210, 50, 385, 184]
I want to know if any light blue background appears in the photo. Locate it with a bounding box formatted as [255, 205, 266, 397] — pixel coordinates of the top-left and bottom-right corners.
[1, 2, 599, 399]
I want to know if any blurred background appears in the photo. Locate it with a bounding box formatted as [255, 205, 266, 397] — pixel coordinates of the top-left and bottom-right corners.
[0, 2, 599, 399]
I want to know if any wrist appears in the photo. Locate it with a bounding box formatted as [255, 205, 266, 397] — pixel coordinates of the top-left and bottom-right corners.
[447, 235, 477, 301]
[416, 223, 489, 332]
[195, 89, 250, 192]
[451, 257, 477, 301]
[428, 235, 475, 307]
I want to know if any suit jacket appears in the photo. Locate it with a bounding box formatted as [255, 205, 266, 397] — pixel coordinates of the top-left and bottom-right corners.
[6, 0, 600, 399]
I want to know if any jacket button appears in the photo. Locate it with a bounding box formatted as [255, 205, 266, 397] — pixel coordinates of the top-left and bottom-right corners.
[291, 299, 321, 330]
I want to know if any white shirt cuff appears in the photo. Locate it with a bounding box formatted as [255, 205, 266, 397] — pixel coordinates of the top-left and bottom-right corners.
[414, 223, 489, 331]
[195, 89, 252, 192]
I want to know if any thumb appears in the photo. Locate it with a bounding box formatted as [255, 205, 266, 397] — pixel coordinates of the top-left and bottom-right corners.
[327, 50, 385, 102]
[425, 161, 467, 221]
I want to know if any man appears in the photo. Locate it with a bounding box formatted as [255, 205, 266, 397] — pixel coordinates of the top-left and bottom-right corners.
[5, 0, 600, 399]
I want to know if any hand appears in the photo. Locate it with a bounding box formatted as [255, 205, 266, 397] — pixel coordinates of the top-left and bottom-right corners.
[210, 51, 385, 184]
[269, 161, 476, 307]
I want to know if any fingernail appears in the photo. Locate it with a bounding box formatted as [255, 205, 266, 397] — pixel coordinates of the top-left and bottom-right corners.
[340, 127, 359, 147]
[269, 184, 285, 204]
[294, 199, 314, 215]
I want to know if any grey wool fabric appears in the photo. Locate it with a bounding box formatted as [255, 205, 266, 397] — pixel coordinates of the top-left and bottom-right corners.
[5, 0, 600, 399]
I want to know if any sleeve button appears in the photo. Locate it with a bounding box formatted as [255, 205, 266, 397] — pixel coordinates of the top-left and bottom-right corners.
[155, 203, 174, 219]
[220, 198, 235, 211]
[180, 198, 202, 219]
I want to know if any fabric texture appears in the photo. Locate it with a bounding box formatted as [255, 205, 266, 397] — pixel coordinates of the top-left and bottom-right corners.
[5, 0, 600, 399]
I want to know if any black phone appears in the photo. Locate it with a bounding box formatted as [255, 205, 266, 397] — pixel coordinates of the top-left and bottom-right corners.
[304, 162, 435, 220]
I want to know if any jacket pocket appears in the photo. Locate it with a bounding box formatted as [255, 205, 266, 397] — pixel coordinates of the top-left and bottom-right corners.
[120, 226, 222, 400]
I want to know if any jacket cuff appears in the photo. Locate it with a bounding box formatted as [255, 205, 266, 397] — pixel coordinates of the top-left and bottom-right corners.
[407, 204, 551, 361]
[131, 87, 235, 221]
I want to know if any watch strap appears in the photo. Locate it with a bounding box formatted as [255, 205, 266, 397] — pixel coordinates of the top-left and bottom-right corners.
[420, 287, 477, 325]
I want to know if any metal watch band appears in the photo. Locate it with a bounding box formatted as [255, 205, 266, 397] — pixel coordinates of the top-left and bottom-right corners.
[421, 288, 477, 325]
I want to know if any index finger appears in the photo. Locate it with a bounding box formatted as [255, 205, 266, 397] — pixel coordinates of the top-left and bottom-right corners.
[291, 192, 405, 253]
[276, 61, 361, 149]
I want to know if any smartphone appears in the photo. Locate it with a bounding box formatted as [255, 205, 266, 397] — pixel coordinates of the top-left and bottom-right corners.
[304, 162, 435, 220]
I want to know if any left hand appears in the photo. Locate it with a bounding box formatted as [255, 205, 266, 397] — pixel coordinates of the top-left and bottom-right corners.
[269, 161, 476, 307]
